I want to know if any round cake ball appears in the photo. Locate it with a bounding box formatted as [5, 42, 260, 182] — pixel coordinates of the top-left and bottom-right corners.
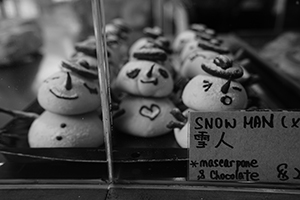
[172, 29, 197, 55]
[180, 50, 219, 79]
[115, 60, 174, 97]
[37, 71, 100, 115]
[129, 26, 163, 59]
[114, 95, 176, 137]
[182, 75, 248, 111]
[28, 111, 104, 148]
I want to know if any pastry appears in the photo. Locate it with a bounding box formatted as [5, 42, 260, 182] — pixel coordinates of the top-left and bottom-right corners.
[128, 26, 163, 59]
[37, 69, 101, 115]
[114, 95, 176, 137]
[114, 57, 174, 98]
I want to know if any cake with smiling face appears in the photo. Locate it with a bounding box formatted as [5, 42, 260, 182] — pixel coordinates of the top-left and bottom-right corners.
[114, 48, 174, 98]
[182, 55, 247, 111]
[27, 60, 104, 148]
[37, 67, 100, 115]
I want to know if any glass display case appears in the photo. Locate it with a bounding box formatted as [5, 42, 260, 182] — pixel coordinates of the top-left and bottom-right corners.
[0, 0, 300, 199]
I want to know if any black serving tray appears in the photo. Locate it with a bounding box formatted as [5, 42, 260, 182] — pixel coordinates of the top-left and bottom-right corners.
[0, 99, 184, 164]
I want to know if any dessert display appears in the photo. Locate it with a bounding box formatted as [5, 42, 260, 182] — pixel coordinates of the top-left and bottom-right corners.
[168, 55, 248, 148]
[0, 12, 268, 159]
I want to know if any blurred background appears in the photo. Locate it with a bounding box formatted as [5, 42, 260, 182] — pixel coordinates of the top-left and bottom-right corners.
[0, 0, 299, 127]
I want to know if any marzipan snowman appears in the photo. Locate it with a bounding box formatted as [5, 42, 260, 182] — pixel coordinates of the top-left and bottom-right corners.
[29, 60, 104, 148]
[0, 61, 104, 148]
[168, 55, 248, 148]
[172, 23, 215, 55]
[179, 37, 233, 79]
[113, 47, 177, 137]
[73, 35, 121, 83]
[105, 18, 131, 64]
[172, 24, 219, 74]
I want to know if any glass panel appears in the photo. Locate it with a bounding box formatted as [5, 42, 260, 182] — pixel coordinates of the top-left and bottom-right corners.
[1, 0, 300, 193]
[0, 0, 108, 183]
[106, 0, 300, 189]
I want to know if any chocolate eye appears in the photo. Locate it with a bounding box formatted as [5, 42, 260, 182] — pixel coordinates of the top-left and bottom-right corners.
[126, 68, 141, 79]
[203, 80, 212, 92]
[232, 86, 242, 92]
[44, 76, 60, 83]
[79, 60, 90, 69]
[84, 83, 98, 95]
[60, 123, 67, 128]
[158, 68, 169, 79]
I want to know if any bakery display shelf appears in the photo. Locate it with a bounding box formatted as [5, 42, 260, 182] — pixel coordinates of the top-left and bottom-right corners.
[0, 34, 295, 168]
[0, 98, 186, 164]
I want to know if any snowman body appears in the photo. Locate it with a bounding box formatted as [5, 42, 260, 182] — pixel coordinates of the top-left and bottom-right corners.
[114, 59, 177, 138]
[28, 70, 104, 148]
[173, 56, 248, 148]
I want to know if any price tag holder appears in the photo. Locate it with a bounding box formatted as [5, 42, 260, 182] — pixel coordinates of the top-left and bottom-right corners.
[188, 111, 300, 183]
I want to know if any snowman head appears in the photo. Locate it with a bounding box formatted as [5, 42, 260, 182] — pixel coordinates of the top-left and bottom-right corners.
[37, 69, 101, 115]
[182, 55, 247, 111]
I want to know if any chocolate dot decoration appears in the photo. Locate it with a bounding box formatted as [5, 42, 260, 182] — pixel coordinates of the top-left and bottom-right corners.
[60, 123, 67, 128]
[56, 136, 63, 141]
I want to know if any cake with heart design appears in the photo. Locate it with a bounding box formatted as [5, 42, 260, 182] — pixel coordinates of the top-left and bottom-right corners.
[113, 45, 177, 137]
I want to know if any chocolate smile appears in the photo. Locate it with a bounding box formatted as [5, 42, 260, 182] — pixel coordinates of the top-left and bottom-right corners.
[189, 52, 206, 62]
[50, 87, 79, 100]
[220, 95, 232, 105]
[140, 79, 158, 85]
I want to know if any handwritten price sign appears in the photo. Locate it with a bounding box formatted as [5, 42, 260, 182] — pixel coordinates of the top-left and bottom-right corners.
[188, 111, 300, 183]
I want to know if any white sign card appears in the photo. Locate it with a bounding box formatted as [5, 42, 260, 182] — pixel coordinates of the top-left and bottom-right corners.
[188, 111, 300, 183]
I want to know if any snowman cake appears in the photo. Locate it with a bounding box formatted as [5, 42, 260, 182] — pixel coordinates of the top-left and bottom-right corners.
[128, 26, 163, 59]
[27, 60, 104, 148]
[113, 46, 177, 137]
[168, 55, 248, 148]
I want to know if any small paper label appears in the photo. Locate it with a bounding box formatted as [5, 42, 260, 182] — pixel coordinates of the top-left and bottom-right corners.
[188, 111, 300, 183]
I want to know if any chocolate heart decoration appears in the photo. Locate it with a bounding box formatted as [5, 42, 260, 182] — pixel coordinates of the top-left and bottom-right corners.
[139, 104, 161, 120]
